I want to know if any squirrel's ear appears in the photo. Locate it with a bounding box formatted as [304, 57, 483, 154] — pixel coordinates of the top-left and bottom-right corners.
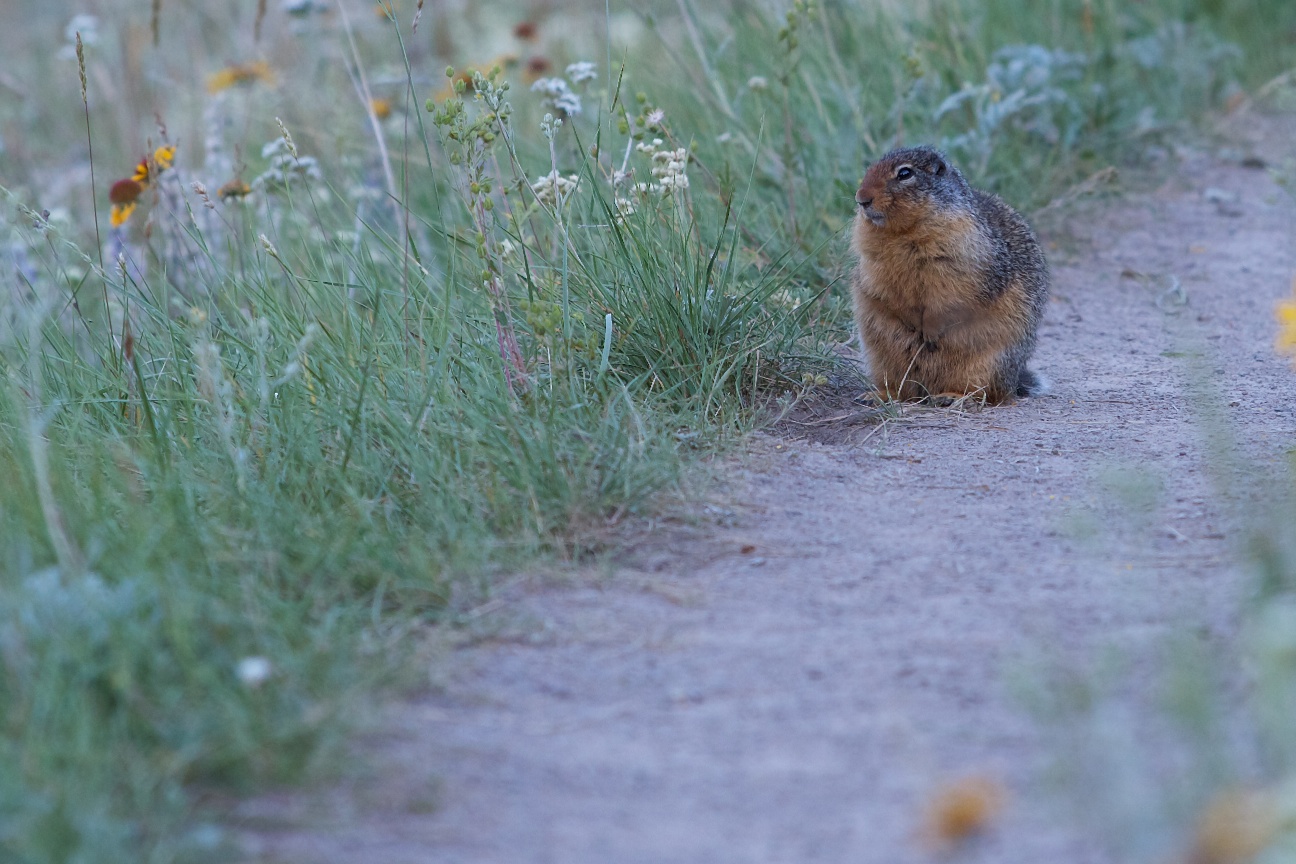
[934, 160, 947, 176]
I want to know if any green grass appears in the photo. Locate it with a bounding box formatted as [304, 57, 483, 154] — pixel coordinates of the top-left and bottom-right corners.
[0, 0, 1294, 860]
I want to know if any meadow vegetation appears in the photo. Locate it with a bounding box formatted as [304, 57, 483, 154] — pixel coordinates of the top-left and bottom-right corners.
[0, 0, 1293, 860]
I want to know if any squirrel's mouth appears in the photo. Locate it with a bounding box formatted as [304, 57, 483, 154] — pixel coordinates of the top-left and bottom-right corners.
[860, 207, 886, 227]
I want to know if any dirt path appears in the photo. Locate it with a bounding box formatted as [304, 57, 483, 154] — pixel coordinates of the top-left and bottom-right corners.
[237, 114, 1296, 863]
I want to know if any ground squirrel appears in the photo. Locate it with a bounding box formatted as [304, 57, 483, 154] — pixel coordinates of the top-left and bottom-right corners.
[851, 146, 1049, 404]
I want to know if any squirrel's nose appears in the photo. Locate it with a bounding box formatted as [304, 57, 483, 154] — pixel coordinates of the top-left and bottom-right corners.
[857, 197, 873, 210]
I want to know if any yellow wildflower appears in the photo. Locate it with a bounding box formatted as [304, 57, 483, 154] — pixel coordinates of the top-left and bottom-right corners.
[153, 144, 176, 171]
[1277, 280, 1296, 359]
[370, 97, 393, 120]
[110, 201, 138, 228]
[206, 61, 274, 94]
[131, 144, 176, 186]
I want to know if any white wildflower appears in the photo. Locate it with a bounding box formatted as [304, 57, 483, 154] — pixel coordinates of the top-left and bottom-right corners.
[747, 75, 769, 91]
[540, 112, 563, 140]
[260, 137, 292, 159]
[769, 289, 803, 310]
[531, 170, 580, 208]
[532, 76, 582, 115]
[531, 77, 570, 98]
[650, 146, 689, 193]
[237, 656, 273, 688]
[553, 91, 582, 116]
[645, 108, 666, 127]
[565, 61, 598, 85]
[59, 14, 99, 58]
[67, 13, 100, 42]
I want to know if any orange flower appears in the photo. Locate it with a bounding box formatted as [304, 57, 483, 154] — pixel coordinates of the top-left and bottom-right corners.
[920, 775, 1006, 851]
[370, 97, 393, 120]
[207, 61, 274, 93]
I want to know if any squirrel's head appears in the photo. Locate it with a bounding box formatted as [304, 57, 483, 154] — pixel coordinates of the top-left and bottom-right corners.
[855, 146, 967, 233]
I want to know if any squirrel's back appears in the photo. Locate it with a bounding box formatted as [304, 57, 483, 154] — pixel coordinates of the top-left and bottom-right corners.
[851, 146, 1048, 403]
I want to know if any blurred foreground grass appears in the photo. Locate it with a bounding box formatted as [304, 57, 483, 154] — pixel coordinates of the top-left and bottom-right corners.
[1, 0, 1294, 860]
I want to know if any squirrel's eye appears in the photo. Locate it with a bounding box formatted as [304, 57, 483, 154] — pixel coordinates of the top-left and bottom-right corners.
[896, 167, 914, 180]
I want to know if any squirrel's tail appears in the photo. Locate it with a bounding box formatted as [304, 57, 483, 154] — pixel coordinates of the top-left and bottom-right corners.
[1016, 368, 1049, 398]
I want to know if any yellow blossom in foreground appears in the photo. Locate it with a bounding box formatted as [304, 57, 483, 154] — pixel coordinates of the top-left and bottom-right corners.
[920, 775, 1006, 851]
[1277, 282, 1296, 359]
[152, 144, 176, 171]
[370, 97, 393, 120]
[109, 201, 137, 228]
[207, 61, 274, 93]
[131, 144, 176, 186]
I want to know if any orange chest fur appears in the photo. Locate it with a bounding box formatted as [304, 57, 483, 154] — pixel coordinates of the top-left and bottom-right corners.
[854, 213, 990, 317]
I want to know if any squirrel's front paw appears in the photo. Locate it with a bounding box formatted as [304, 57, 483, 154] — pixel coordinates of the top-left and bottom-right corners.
[927, 391, 990, 408]
[852, 389, 890, 407]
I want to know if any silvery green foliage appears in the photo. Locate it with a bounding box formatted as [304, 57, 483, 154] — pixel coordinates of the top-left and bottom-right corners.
[936, 44, 1086, 173]
[935, 27, 1242, 176]
[1116, 21, 1242, 136]
[6, 570, 156, 679]
[1121, 20, 1240, 74]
